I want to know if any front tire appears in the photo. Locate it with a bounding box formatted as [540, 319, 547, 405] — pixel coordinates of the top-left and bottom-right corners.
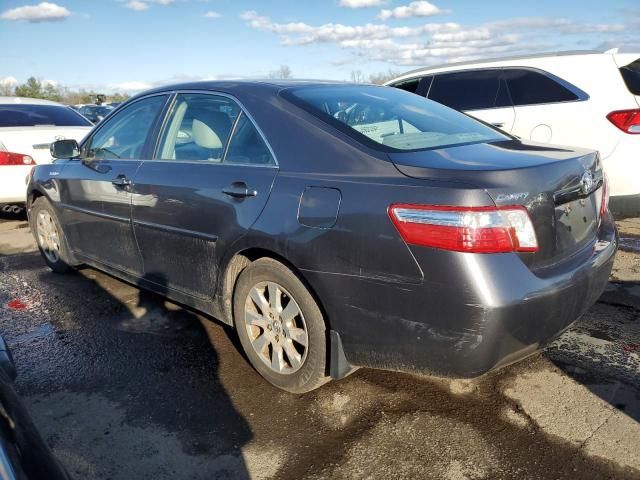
[31, 197, 72, 274]
[233, 258, 329, 393]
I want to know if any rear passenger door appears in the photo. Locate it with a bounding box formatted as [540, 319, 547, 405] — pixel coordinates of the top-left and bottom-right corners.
[427, 69, 516, 132]
[131, 92, 278, 298]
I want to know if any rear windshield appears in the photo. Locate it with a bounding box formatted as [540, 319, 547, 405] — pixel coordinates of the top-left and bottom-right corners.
[282, 85, 508, 152]
[0, 104, 92, 127]
[620, 59, 640, 95]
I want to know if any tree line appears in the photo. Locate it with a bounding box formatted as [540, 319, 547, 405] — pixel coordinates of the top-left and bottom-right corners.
[1, 68, 398, 107]
[1, 77, 130, 105]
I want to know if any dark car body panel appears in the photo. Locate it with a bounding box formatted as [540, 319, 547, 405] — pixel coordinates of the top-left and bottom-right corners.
[27, 81, 617, 380]
[0, 337, 70, 480]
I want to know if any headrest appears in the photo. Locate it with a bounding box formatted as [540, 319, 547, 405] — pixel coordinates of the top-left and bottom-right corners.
[191, 111, 231, 149]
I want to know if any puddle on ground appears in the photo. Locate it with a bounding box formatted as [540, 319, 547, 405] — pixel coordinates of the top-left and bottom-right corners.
[10, 323, 55, 345]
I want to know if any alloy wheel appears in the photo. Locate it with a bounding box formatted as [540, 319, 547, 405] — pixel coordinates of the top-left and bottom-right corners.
[36, 210, 61, 264]
[244, 281, 309, 374]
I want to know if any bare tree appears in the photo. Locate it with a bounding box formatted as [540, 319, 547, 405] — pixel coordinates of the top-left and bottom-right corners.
[350, 70, 366, 83]
[0, 81, 15, 96]
[368, 69, 401, 85]
[268, 65, 293, 79]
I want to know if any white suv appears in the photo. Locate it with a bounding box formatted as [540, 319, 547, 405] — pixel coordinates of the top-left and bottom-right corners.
[387, 50, 640, 217]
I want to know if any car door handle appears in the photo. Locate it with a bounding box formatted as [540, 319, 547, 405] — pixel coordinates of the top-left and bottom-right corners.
[112, 175, 133, 187]
[222, 182, 257, 199]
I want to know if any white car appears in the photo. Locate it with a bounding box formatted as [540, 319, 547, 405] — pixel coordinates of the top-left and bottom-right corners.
[386, 49, 640, 217]
[0, 97, 92, 207]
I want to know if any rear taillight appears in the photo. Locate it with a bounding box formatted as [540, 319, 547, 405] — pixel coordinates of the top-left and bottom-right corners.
[606, 109, 640, 134]
[0, 152, 36, 166]
[388, 204, 538, 253]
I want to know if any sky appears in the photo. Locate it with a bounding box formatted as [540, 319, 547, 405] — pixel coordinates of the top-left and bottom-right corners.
[0, 0, 639, 93]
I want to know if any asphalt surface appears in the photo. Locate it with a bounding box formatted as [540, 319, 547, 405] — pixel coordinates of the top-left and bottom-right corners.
[0, 211, 639, 479]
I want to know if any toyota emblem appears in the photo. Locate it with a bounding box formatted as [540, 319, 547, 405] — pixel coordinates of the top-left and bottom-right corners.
[580, 170, 594, 195]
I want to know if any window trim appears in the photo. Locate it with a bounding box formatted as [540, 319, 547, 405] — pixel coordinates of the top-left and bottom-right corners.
[148, 89, 279, 168]
[79, 92, 170, 161]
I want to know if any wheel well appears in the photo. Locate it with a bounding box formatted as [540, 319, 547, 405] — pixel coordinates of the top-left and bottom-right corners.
[221, 248, 332, 332]
[27, 189, 44, 209]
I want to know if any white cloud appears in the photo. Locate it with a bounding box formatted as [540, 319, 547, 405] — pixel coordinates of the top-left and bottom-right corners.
[239, 10, 459, 45]
[125, 0, 149, 10]
[108, 81, 153, 91]
[339, 0, 386, 8]
[241, 9, 632, 68]
[204, 10, 221, 19]
[488, 17, 624, 34]
[122, 0, 174, 11]
[0, 2, 70, 22]
[0, 77, 18, 87]
[377, 1, 446, 21]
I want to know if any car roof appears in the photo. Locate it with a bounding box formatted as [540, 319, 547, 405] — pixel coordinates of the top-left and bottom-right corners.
[135, 79, 371, 98]
[0, 96, 66, 106]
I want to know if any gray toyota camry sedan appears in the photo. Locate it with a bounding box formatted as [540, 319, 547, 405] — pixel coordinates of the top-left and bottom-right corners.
[27, 81, 617, 393]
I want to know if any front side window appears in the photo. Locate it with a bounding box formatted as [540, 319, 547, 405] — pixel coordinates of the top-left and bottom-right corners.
[86, 95, 167, 160]
[283, 85, 509, 152]
[0, 104, 92, 127]
[503, 69, 579, 106]
[428, 70, 510, 111]
[157, 94, 240, 162]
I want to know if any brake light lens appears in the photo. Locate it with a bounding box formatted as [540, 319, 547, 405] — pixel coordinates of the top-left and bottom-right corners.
[388, 204, 538, 253]
[0, 151, 36, 166]
[606, 109, 640, 134]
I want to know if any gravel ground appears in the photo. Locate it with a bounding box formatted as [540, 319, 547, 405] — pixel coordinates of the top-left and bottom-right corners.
[0, 211, 638, 479]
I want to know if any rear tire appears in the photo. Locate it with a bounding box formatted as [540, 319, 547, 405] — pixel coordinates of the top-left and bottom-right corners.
[30, 197, 72, 274]
[233, 258, 329, 393]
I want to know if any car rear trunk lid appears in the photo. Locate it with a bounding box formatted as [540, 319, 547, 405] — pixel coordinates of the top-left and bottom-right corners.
[388, 139, 603, 271]
[0, 126, 91, 165]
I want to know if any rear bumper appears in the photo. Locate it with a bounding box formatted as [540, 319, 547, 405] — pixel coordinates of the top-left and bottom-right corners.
[303, 216, 617, 378]
[609, 193, 640, 219]
[0, 165, 31, 204]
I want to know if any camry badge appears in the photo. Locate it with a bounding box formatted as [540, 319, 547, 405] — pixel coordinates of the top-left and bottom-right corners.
[580, 170, 594, 195]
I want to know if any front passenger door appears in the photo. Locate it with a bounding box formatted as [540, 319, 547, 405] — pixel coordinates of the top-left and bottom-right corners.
[58, 94, 168, 275]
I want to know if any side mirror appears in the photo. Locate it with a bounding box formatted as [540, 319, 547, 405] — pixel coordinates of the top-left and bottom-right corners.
[50, 139, 80, 159]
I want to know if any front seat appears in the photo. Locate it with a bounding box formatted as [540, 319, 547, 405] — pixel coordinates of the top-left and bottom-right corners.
[191, 111, 231, 160]
[176, 110, 232, 161]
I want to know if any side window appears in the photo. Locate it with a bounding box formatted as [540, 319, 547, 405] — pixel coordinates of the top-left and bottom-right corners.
[86, 95, 167, 160]
[392, 78, 421, 94]
[503, 68, 579, 106]
[428, 70, 508, 111]
[157, 93, 240, 162]
[225, 112, 275, 166]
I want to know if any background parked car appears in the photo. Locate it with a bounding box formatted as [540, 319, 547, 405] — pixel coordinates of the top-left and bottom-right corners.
[0, 97, 92, 208]
[386, 49, 640, 218]
[78, 104, 114, 124]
